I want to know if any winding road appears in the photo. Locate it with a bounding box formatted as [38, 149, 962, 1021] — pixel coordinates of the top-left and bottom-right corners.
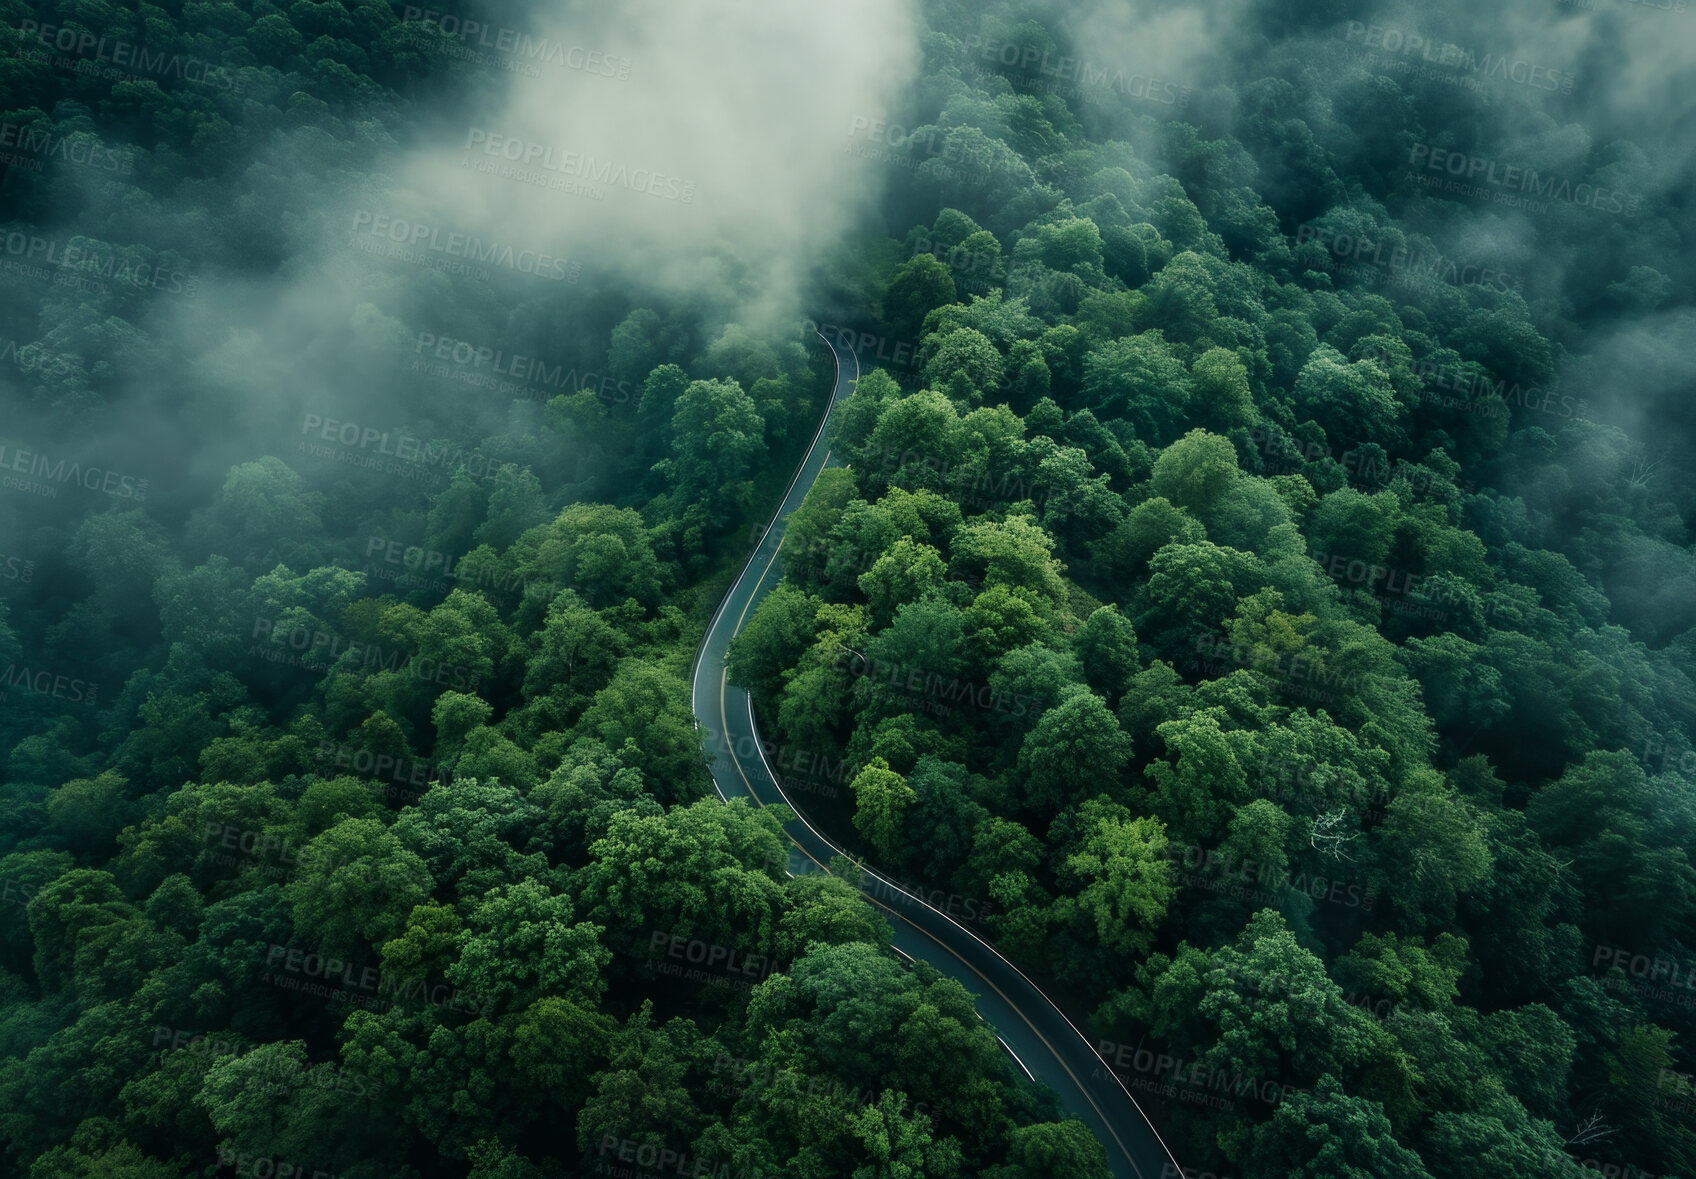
[689, 329, 1185, 1179]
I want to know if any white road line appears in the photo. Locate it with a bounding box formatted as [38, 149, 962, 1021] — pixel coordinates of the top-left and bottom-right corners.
[999, 1036, 1037, 1082]
[691, 330, 1182, 1179]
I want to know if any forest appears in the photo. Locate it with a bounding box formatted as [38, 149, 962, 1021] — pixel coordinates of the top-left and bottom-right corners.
[0, 0, 1693, 1176]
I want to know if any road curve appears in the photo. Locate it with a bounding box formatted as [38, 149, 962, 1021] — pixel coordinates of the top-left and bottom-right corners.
[689, 328, 1185, 1179]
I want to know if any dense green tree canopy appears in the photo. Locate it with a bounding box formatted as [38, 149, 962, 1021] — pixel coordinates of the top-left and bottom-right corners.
[2, 1, 1692, 1177]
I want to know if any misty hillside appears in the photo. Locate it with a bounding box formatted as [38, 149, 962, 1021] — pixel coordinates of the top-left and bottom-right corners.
[0, 1, 1692, 1177]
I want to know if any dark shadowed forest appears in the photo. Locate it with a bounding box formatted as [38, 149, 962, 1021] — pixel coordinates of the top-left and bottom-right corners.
[0, 1, 1692, 1176]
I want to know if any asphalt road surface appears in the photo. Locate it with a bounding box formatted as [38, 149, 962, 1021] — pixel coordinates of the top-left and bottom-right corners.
[689, 328, 1185, 1179]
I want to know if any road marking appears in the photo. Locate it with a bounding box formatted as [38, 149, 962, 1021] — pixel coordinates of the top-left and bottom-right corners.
[689, 330, 850, 723]
[693, 333, 1179, 1179]
[999, 1036, 1037, 1082]
[727, 682, 1148, 1174]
